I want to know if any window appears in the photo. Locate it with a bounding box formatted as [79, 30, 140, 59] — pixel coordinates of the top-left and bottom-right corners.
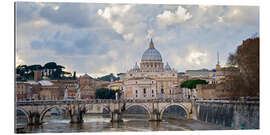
[135, 90, 138, 94]
[152, 90, 154, 93]
[161, 88, 164, 94]
[143, 88, 146, 94]
[169, 90, 172, 95]
[130, 74, 133, 76]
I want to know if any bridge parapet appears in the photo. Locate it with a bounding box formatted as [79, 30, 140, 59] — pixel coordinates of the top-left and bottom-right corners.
[195, 99, 259, 104]
[17, 99, 192, 106]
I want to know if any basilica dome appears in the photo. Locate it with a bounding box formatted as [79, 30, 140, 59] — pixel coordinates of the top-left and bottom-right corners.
[141, 39, 162, 61]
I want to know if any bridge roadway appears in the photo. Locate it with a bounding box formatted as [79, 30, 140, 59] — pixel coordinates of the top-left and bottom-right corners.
[16, 99, 194, 125]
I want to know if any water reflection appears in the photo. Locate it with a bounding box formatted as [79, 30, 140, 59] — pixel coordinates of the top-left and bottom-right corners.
[16, 113, 231, 133]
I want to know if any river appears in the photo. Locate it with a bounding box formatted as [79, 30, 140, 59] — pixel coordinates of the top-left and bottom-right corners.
[16, 114, 231, 133]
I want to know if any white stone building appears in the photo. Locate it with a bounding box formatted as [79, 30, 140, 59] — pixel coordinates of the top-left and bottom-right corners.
[121, 39, 182, 99]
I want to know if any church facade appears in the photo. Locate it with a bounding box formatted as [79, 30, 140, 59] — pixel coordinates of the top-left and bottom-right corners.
[121, 39, 183, 99]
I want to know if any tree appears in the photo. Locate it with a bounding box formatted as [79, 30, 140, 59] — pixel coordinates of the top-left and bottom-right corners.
[73, 71, 76, 80]
[227, 37, 259, 96]
[44, 62, 58, 69]
[16, 62, 70, 81]
[97, 73, 120, 82]
[180, 79, 208, 89]
[95, 88, 116, 99]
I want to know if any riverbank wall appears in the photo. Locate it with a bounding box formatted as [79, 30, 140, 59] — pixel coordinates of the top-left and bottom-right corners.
[195, 100, 259, 129]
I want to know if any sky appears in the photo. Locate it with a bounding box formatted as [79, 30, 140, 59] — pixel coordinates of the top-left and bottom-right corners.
[15, 2, 259, 77]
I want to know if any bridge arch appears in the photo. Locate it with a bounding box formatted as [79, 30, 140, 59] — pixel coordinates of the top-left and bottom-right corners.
[16, 107, 31, 124]
[124, 104, 151, 118]
[39, 105, 68, 122]
[160, 103, 189, 119]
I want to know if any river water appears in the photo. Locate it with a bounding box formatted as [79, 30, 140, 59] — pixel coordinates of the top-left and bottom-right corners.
[16, 114, 231, 133]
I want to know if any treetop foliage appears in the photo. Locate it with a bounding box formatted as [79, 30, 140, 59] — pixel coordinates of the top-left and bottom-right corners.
[95, 88, 118, 99]
[180, 79, 208, 89]
[16, 62, 73, 81]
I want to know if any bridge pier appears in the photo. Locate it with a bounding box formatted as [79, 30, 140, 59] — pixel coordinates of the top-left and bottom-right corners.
[110, 110, 123, 122]
[28, 112, 42, 125]
[149, 109, 162, 121]
[69, 104, 85, 123]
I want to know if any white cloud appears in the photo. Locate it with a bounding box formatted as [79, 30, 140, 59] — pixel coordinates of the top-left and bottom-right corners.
[32, 19, 49, 27]
[185, 46, 208, 66]
[123, 33, 134, 41]
[146, 29, 154, 40]
[187, 51, 207, 65]
[97, 5, 133, 35]
[198, 5, 212, 11]
[222, 6, 259, 27]
[16, 55, 24, 66]
[53, 5, 59, 11]
[217, 16, 224, 23]
[157, 6, 192, 27]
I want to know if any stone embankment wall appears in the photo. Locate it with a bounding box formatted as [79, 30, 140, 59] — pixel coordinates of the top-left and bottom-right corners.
[196, 100, 259, 129]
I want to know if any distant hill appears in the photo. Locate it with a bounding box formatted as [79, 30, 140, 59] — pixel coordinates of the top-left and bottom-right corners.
[97, 73, 120, 82]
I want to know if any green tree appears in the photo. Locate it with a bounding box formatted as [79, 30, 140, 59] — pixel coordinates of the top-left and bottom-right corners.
[73, 71, 76, 80]
[180, 79, 208, 89]
[44, 62, 58, 69]
[95, 88, 116, 99]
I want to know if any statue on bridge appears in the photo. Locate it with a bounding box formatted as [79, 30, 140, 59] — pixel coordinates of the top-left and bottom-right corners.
[76, 84, 81, 100]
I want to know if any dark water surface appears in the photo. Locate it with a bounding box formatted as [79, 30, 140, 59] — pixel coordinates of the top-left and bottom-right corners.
[16, 114, 231, 133]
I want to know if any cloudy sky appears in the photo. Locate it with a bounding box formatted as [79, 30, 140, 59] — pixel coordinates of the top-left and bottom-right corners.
[15, 2, 259, 77]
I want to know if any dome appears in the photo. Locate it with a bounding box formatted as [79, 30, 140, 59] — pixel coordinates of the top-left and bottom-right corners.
[141, 39, 162, 61]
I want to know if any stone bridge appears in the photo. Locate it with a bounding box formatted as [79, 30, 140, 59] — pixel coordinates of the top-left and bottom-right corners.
[16, 99, 194, 125]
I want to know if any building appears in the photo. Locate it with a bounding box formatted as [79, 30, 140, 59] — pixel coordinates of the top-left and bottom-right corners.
[79, 73, 96, 99]
[195, 65, 241, 99]
[108, 80, 123, 91]
[16, 81, 41, 101]
[121, 39, 182, 99]
[51, 79, 78, 100]
[34, 70, 42, 82]
[39, 80, 61, 100]
[215, 67, 240, 83]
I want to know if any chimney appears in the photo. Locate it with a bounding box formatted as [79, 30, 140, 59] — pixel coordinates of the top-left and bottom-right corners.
[34, 70, 42, 82]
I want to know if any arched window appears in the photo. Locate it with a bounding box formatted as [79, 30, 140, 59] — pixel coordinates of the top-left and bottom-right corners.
[161, 88, 164, 94]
